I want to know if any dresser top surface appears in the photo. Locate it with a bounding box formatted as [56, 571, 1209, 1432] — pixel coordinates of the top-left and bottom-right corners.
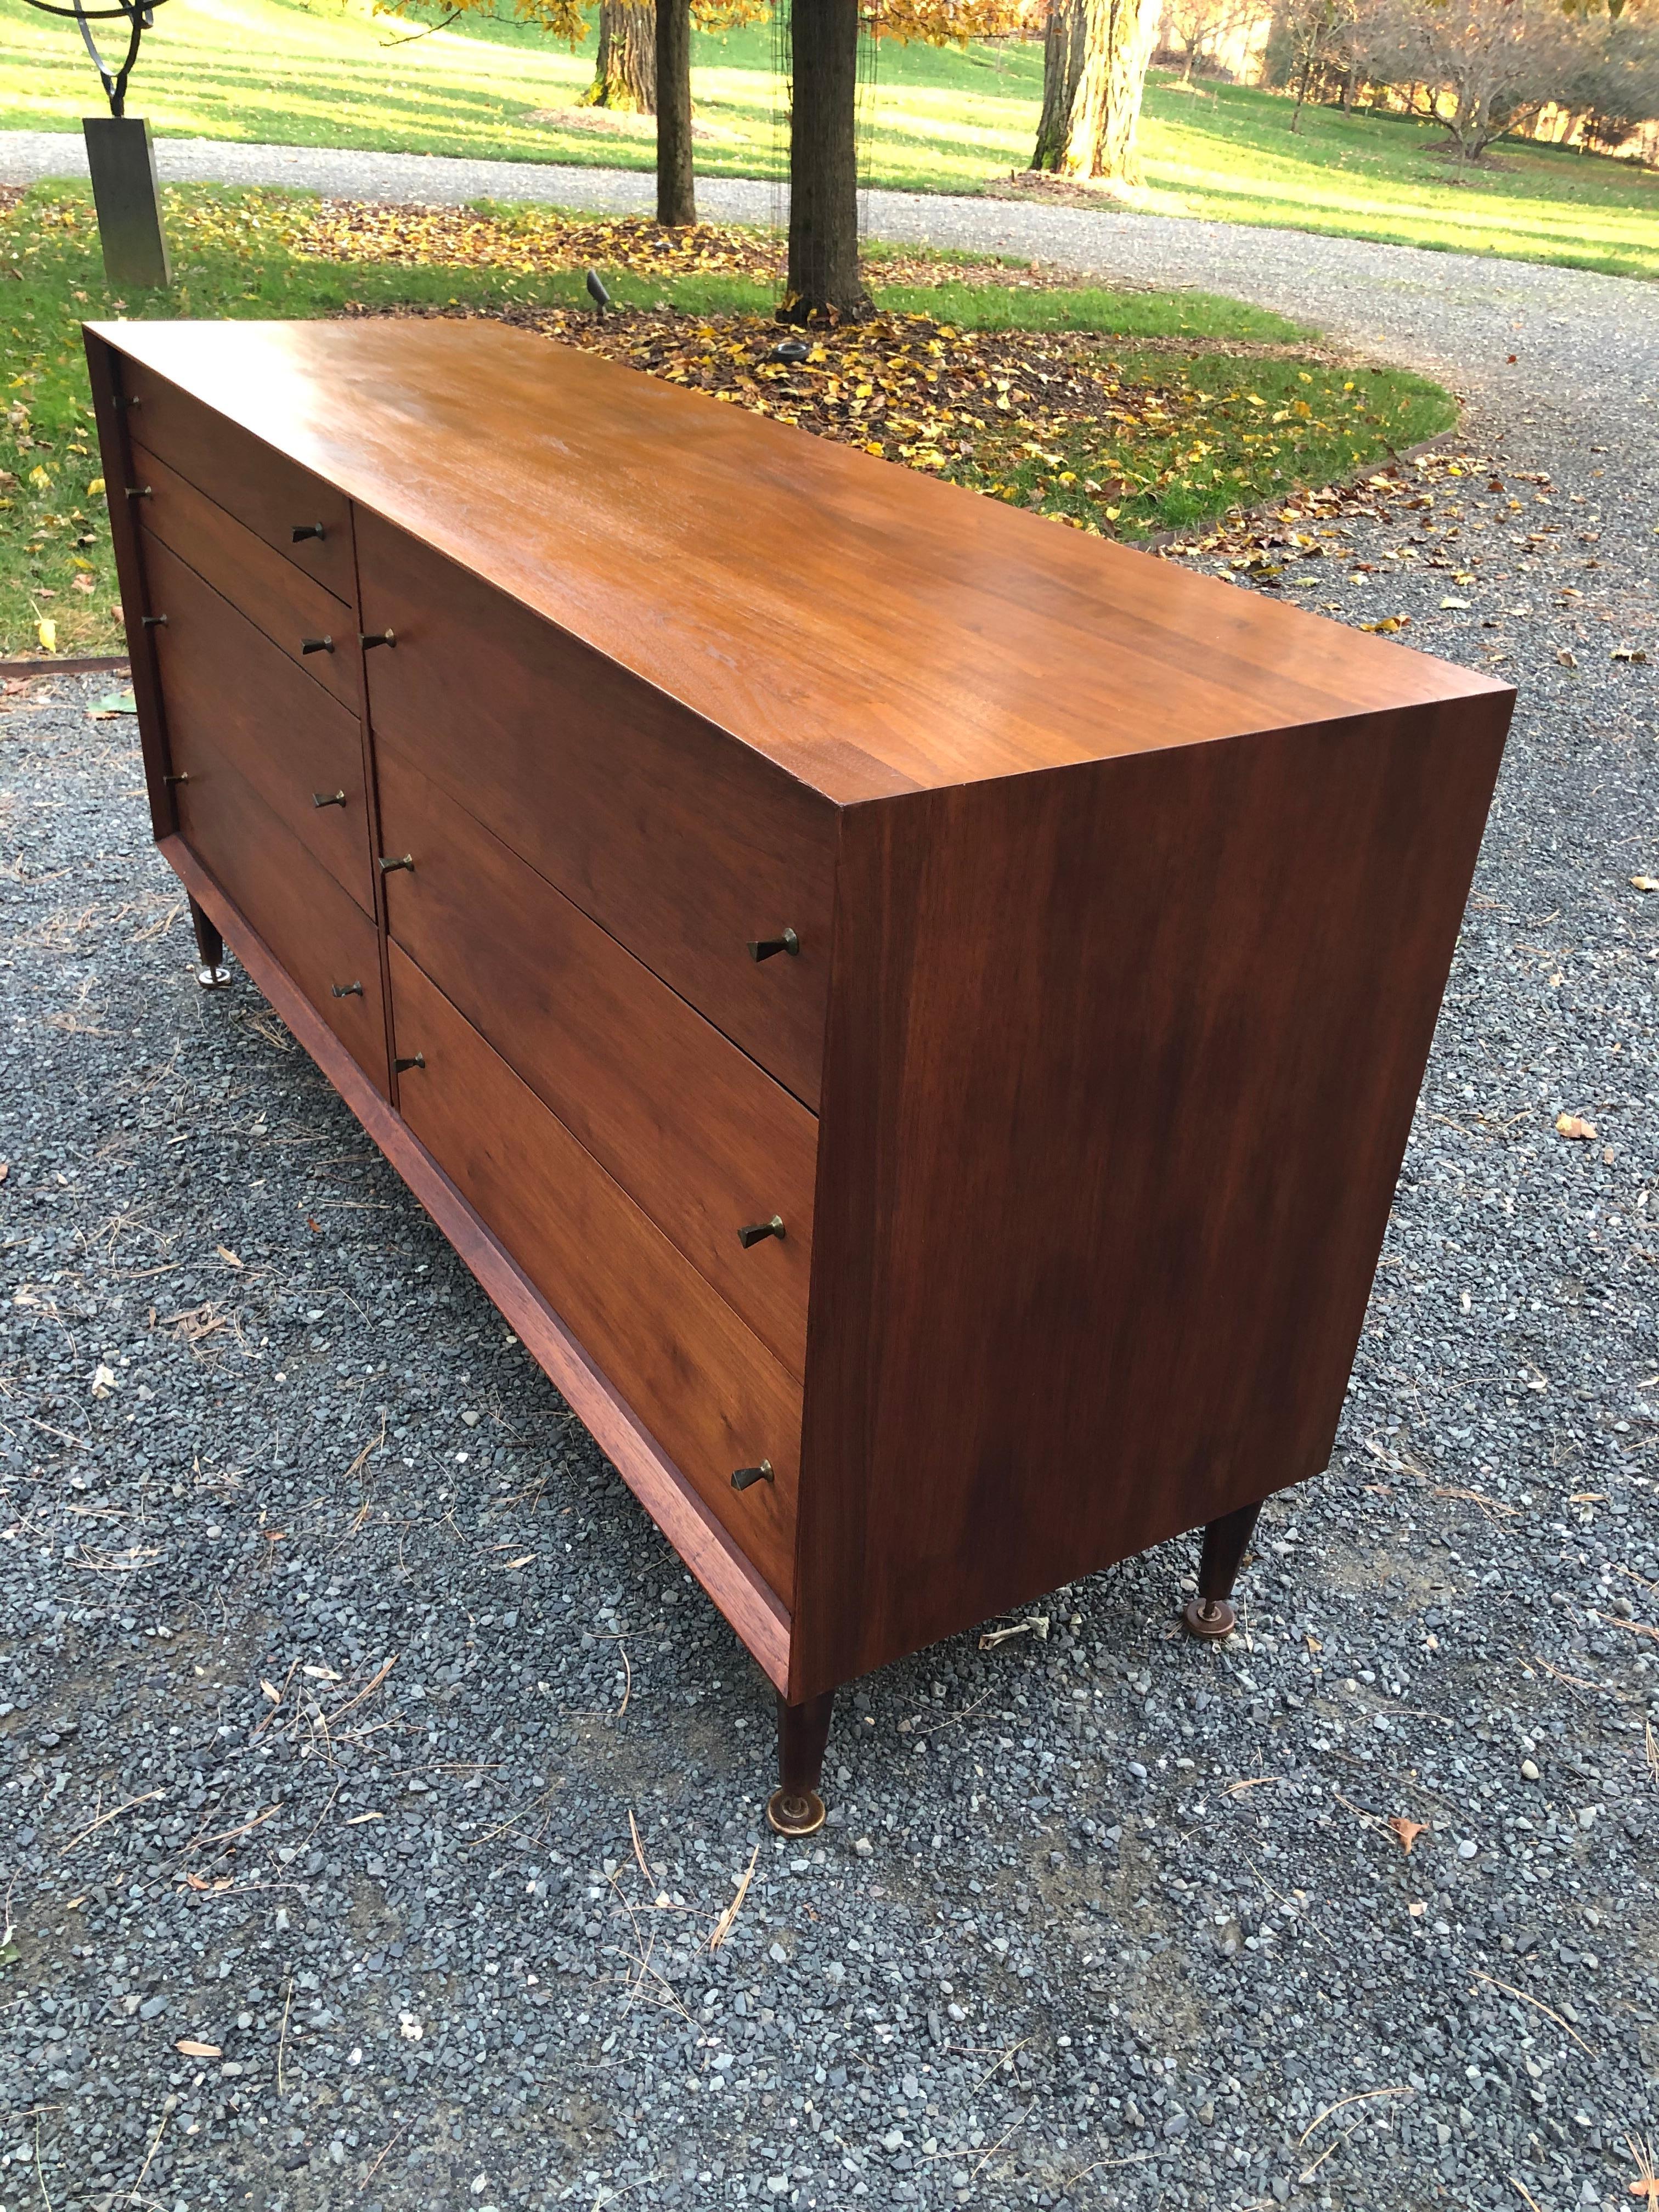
[91, 317, 1511, 803]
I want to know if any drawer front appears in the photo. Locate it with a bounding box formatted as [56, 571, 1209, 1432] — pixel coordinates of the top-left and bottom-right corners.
[143, 531, 375, 914]
[132, 439, 359, 712]
[389, 943, 799, 1599]
[357, 509, 834, 1110]
[115, 364, 356, 601]
[177, 750, 388, 1093]
[377, 740, 816, 1379]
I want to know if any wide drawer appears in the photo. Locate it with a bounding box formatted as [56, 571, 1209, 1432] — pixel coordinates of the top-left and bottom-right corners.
[356, 509, 834, 1110]
[131, 439, 359, 712]
[388, 943, 799, 1599]
[176, 751, 389, 1094]
[142, 532, 375, 914]
[114, 363, 356, 602]
[377, 739, 816, 1379]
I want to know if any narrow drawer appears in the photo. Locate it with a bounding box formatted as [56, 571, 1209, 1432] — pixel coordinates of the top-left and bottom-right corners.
[357, 509, 834, 1110]
[389, 943, 799, 1599]
[142, 531, 375, 915]
[131, 439, 358, 712]
[176, 750, 388, 1094]
[115, 365, 356, 601]
[377, 739, 816, 1380]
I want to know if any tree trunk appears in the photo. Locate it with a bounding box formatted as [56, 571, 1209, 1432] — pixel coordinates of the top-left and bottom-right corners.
[656, 0, 696, 223]
[1062, 0, 1163, 184]
[1030, 0, 1085, 171]
[584, 0, 656, 112]
[782, 0, 869, 320]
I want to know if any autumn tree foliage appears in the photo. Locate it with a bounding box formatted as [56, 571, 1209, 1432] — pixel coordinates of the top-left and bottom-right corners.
[1353, 0, 1657, 162]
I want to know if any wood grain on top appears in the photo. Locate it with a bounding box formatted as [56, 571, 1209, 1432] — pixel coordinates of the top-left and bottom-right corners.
[91, 318, 1510, 806]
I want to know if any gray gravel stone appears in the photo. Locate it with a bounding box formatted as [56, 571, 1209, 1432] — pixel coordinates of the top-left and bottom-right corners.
[1, 143, 1656, 2212]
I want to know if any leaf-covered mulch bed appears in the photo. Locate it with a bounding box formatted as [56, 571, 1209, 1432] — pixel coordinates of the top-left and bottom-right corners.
[292, 198, 1064, 295]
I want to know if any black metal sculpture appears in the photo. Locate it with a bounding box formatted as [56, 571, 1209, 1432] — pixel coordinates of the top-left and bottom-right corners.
[23, 0, 173, 286]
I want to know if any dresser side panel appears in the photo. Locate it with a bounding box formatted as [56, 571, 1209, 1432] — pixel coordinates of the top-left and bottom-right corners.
[791, 695, 1511, 1699]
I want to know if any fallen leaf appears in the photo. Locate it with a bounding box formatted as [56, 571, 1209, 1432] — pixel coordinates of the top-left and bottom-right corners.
[1389, 1815, 1429, 1854]
[87, 475, 105, 496]
[90, 1363, 119, 1398]
[0, 1162, 8, 1183]
[1611, 648, 1649, 664]
[1556, 647, 1578, 669]
[215, 1245, 242, 1269]
[1632, 877, 1659, 894]
[1439, 597, 1471, 611]
[301, 1664, 342, 1680]
[259, 1679, 281, 1703]
[174, 2036, 222, 2057]
[37, 617, 56, 653]
[502, 1553, 536, 1570]
[1555, 1113, 1598, 1141]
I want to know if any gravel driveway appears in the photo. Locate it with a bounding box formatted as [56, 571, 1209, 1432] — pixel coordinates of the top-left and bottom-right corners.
[2, 138, 1657, 2212]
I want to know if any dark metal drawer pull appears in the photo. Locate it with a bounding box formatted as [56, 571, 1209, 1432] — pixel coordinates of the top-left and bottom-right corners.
[737, 1215, 786, 1249]
[378, 853, 414, 873]
[124, 484, 151, 500]
[313, 789, 347, 809]
[292, 523, 326, 543]
[141, 613, 167, 628]
[331, 981, 364, 998]
[163, 771, 189, 786]
[748, 928, 799, 963]
[395, 1053, 425, 1073]
[731, 1460, 774, 1492]
[360, 629, 396, 650]
[301, 635, 334, 655]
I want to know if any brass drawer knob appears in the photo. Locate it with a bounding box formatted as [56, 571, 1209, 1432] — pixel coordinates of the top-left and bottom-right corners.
[313, 789, 348, 809]
[301, 635, 334, 655]
[292, 523, 326, 543]
[737, 1215, 785, 1249]
[331, 981, 364, 998]
[731, 1460, 774, 1492]
[748, 928, 799, 963]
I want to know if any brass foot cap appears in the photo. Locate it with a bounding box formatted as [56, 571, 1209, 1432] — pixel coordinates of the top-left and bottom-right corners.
[765, 1786, 826, 1838]
[195, 962, 232, 990]
[1182, 1594, 1237, 1641]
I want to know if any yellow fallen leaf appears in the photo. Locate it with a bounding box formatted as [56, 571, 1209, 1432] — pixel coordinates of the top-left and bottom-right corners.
[37, 617, 56, 653]
[1555, 1113, 1597, 1141]
[175, 2038, 222, 2058]
[87, 475, 105, 496]
[1632, 877, 1658, 894]
[1438, 597, 1471, 611]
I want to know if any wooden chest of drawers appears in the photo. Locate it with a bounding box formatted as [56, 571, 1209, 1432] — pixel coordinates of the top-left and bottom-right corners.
[89, 317, 1511, 1832]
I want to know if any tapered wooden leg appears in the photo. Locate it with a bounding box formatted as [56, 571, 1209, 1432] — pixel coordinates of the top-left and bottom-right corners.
[767, 1689, 834, 1838]
[1182, 1500, 1262, 1640]
[188, 895, 232, 990]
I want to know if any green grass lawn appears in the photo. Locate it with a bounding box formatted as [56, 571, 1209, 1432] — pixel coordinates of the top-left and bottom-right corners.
[1, 182, 1453, 658]
[2, 0, 1655, 278]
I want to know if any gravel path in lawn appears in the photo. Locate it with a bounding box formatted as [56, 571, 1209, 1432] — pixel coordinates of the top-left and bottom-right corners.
[1, 131, 1657, 2212]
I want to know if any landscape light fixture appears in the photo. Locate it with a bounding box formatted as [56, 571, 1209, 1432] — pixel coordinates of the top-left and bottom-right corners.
[23, 0, 174, 287]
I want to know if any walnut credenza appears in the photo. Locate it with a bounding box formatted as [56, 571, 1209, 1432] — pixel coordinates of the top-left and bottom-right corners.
[89, 317, 1512, 1833]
